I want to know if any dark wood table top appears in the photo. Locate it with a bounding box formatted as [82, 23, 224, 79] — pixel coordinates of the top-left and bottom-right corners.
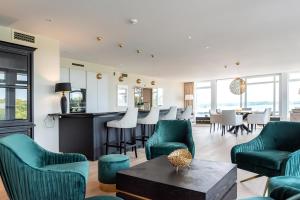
[117, 156, 236, 194]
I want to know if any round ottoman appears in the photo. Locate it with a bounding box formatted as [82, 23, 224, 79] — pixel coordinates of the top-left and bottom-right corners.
[98, 154, 130, 192]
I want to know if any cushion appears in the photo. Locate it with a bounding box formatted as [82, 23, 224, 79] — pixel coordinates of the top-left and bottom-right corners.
[151, 142, 188, 158]
[43, 161, 89, 181]
[85, 196, 123, 200]
[99, 154, 129, 163]
[269, 176, 300, 194]
[236, 150, 290, 170]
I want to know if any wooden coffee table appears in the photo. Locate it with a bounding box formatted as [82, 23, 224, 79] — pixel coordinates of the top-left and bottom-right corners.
[116, 156, 237, 200]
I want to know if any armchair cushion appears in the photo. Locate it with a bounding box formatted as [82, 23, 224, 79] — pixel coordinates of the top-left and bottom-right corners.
[236, 150, 290, 170]
[43, 161, 89, 182]
[151, 142, 188, 158]
[269, 176, 300, 195]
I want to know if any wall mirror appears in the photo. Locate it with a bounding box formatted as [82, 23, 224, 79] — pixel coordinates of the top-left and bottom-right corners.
[134, 87, 163, 110]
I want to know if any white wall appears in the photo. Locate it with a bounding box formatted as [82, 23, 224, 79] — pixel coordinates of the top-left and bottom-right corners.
[0, 26, 60, 152]
[61, 57, 184, 111]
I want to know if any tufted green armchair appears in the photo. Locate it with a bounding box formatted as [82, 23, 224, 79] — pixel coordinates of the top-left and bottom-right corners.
[0, 134, 123, 200]
[145, 120, 195, 160]
[231, 122, 300, 178]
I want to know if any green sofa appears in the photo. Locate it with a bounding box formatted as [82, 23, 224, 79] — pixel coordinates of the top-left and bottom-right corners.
[231, 122, 300, 178]
[145, 120, 195, 160]
[0, 134, 122, 200]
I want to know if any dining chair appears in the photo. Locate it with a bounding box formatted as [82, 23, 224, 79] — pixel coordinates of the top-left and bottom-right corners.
[247, 108, 271, 131]
[221, 110, 243, 136]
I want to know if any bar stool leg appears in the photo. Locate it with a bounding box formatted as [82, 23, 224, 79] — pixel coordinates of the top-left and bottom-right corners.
[119, 128, 123, 154]
[123, 128, 127, 155]
[134, 127, 138, 158]
[142, 124, 145, 148]
[106, 127, 109, 155]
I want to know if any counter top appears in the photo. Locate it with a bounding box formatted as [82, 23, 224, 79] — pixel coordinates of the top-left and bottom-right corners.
[48, 109, 171, 118]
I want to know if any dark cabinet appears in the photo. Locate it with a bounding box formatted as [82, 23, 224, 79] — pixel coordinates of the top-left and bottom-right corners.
[0, 41, 35, 138]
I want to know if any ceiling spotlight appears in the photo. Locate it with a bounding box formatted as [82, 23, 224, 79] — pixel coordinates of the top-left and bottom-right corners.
[235, 61, 240, 66]
[130, 18, 138, 25]
[137, 49, 142, 54]
[118, 43, 124, 48]
[96, 36, 103, 41]
[188, 35, 192, 39]
[224, 65, 228, 69]
[205, 46, 210, 49]
[151, 54, 155, 58]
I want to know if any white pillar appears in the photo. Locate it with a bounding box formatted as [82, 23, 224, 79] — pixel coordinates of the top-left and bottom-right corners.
[280, 73, 289, 121]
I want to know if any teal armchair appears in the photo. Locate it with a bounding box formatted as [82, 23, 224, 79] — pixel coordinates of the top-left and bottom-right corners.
[145, 120, 195, 160]
[231, 122, 300, 178]
[0, 134, 123, 200]
[242, 186, 300, 200]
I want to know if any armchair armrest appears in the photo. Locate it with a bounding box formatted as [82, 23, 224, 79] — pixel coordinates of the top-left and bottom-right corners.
[45, 152, 87, 165]
[145, 131, 161, 160]
[231, 136, 265, 163]
[186, 121, 195, 158]
[32, 167, 86, 200]
[285, 150, 300, 176]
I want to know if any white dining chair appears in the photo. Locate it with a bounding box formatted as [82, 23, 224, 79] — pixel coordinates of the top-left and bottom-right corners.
[247, 108, 271, 131]
[221, 110, 243, 136]
[209, 109, 223, 133]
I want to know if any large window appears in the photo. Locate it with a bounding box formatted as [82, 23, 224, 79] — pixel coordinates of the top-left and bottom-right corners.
[245, 75, 279, 114]
[289, 72, 300, 110]
[217, 79, 241, 110]
[195, 81, 211, 116]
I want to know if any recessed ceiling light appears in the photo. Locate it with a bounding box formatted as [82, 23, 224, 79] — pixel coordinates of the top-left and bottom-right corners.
[130, 18, 138, 25]
[118, 43, 124, 48]
[96, 36, 103, 41]
[137, 49, 142, 54]
[188, 35, 192, 39]
[151, 54, 155, 58]
[45, 18, 52, 22]
[205, 46, 211, 49]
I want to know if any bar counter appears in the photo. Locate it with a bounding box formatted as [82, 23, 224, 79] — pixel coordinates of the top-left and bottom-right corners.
[49, 109, 170, 161]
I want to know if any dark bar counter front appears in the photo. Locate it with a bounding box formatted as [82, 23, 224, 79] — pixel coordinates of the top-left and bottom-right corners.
[49, 109, 171, 161]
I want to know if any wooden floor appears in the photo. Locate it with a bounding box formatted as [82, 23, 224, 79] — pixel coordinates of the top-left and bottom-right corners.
[0, 125, 267, 199]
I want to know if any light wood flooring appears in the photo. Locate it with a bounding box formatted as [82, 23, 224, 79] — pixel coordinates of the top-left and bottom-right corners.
[0, 125, 267, 200]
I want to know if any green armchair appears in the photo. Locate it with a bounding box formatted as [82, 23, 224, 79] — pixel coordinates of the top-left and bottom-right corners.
[145, 120, 195, 160]
[231, 122, 300, 177]
[242, 186, 300, 200]
[0, 134, 123, 200]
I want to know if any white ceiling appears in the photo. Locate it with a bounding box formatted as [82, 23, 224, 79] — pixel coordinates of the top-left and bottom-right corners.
[1, 0, 300, 81]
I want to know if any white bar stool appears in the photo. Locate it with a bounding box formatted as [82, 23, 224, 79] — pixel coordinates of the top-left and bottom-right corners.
[106, 107, 138, 157]
[160, 106, 177, 120]
[137, 107, 160, 147]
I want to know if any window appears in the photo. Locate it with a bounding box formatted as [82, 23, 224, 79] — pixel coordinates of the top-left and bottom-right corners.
[245, 75, 279, 114]
[195, 81, 211, 116]
[217, 79, 241, 110]
[117, 85, 128, 107]
[289, 72, 300, 110]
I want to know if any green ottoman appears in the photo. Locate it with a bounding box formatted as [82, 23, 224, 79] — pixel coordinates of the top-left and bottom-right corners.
[98, 154, 130, 192]
[85, 196, 124, 200]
